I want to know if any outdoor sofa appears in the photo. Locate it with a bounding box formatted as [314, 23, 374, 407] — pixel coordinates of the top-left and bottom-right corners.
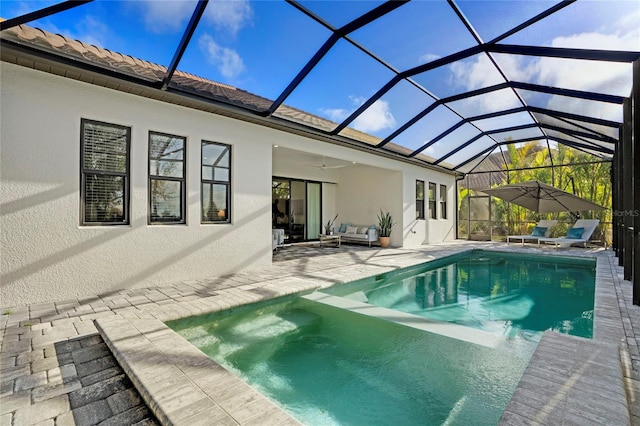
[334, 223, 379, 247]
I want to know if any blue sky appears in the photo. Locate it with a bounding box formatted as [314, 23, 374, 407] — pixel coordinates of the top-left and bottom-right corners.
[3, 0, 639, 159]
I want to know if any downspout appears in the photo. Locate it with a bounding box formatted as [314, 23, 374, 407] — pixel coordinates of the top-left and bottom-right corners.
[455, 174, 465, 239]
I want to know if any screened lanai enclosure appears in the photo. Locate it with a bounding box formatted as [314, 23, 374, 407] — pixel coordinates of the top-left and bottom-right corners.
[1, 0, 638, 303]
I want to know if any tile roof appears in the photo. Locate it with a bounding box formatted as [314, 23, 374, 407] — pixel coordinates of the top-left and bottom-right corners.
[1, 23, 453, 169]
[1, 23, 451, 169]
[1, 24, 384, 142]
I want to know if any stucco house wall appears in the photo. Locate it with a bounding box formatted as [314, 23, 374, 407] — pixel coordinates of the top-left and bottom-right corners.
[1, 61, 457, 307]
[402, 170, 457, 247]
[1, 62, 276, 307]
[335, 165, 403, 246]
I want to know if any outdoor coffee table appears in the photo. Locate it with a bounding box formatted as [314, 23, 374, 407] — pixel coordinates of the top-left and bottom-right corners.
[319, 234, 341, 247]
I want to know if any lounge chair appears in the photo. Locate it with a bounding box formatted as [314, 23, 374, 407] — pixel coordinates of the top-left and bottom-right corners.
[506, 220, 558, 246]
[537, 219, 600, 249]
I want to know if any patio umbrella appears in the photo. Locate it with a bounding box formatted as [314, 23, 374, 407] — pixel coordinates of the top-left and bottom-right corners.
[480, 180, 606, 213]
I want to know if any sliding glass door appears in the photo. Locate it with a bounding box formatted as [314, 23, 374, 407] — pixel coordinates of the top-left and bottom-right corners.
[290, 180, 306, 242]
[306, 182, 321, 240]
[272, 177, 322, 243]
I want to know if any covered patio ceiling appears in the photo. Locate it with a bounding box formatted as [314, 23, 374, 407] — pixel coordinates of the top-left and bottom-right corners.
[2, 0, 639, 174]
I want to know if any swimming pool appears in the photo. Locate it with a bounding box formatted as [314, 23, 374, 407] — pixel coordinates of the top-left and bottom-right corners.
[324, 249, 596, 340]
[168, 296, 532, 426]
[167, 250, 595, 425]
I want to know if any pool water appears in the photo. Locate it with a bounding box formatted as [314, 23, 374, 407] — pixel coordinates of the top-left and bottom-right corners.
[324, 249, 596, 340]
[168, 296, 533, 426]
[167, 250, 595, 425]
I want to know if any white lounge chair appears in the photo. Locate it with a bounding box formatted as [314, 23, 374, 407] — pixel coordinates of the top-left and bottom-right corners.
[506, 220, 558, 246]
[537, 219, 600, 249]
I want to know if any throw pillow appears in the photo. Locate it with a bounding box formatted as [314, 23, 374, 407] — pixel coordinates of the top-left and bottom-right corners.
[357, 227, 368, 234]
[531, 226, 547, 237]
[566, 227, 584, 239]
[339, 223, 350, 233]
[346, 226, 359, 234]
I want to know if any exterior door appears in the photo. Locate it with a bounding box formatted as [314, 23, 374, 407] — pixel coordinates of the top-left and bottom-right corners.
[469, 195, 491, 241]
[306, 182, 321, 239]
[272, 177, 322, 243]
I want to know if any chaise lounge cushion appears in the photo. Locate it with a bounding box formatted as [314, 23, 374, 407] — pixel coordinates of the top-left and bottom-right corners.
[566, 227, 584, 239]
[538, 219, 600, 249]
[531, 226, 547, 237]
[506, 219, 557, 245]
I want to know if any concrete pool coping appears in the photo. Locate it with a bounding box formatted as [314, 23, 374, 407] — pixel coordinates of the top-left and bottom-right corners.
[94, 316, 302, 426]
[2, 242, 638, 425]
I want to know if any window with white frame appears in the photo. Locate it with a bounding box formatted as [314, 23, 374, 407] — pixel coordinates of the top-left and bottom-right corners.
[149, 132, 186, 224]
[416, 180, 425, 219]
[428, 182, 437, 219]
[440, 184, 447, 219]
[201, 141, 231, 223]
[80, 119, 130, 225]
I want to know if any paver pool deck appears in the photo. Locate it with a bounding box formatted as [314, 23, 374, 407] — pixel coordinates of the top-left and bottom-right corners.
[1, 241, 639, 425]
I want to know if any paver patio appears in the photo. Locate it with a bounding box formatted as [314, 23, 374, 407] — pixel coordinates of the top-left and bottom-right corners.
[1, 241, 638, 425]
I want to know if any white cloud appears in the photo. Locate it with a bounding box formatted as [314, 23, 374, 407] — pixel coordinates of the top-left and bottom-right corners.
[72, 15, 110, 47]
[448, 54, 522, 113]
[321, 97, 396, 133]
[44, 15, 111, 48]
[448, 52, 537, 91]
[446, 22, 637, 123]
[536, 28, 636, 121]
[136, 1, 195, 34]
[199, 34, 245, 79]
[449, 54, 501, 89]
[615, 9, 640, 37]
[418, 53, 441, 64]
[353, 100, 396, 133]
[535, 29, 636, 96]
[321, 108, 349, 123]
[132, 0, 253, 36]
[204, 0, 253, 36]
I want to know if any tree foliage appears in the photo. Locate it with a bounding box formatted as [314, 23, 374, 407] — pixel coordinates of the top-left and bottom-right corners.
[458, 142, 612, 244]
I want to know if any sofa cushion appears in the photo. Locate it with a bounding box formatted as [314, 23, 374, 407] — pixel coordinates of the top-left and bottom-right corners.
[339, 223, 350, 233]
[357, 227, 368, 234]
[342, 233, 367, 239]
[345, 225, 359, 234]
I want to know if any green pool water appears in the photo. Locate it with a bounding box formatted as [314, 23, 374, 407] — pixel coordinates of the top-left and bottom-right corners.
[167, 250, 595, 425]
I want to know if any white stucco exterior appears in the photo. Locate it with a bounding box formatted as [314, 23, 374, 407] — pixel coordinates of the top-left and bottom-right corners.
[1, 62, 456, 307]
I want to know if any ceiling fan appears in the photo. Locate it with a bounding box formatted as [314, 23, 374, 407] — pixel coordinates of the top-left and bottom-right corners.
[307, 156, 346, 171]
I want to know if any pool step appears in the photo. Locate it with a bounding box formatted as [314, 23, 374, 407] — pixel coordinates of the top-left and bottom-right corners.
[304, 291, 505, 348]
[215, 310, 322, 364]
